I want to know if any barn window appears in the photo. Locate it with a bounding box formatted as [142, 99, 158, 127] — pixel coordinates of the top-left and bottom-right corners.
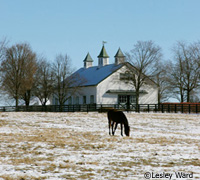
[55, 98, 59, 105]
[75, 96, 79, 104]
[130, 95, 136, 103]
[118, 95, 127, 104]
[68, 97, 72, 105]
[118, 95, 136, 104]
[90, 95, 94, 104]
[83, 96, 86, 104]
[120, 71, 133, 82]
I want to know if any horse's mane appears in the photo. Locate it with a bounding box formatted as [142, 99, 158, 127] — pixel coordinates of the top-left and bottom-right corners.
[117, 111, 129, 126]
[109, 109, 129, 125]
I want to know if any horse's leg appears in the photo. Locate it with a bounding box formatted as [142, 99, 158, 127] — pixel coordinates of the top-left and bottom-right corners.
[108, 120, 111, 135]
[111, 121, 115, 135]
[113, 123, 118, 135]
[121, 123, 123, 136]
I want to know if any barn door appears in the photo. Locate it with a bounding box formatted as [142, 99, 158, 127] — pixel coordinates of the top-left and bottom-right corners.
[129, 95, 136, 109]
[118, 95, 127, 109]
[118, 95, 136, 109]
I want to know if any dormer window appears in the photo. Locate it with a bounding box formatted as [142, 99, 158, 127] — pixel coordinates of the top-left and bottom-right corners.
[120, 71, 131, 80]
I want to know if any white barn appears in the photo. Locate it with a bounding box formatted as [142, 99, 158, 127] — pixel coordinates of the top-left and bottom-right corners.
[52, 45, 158, 108]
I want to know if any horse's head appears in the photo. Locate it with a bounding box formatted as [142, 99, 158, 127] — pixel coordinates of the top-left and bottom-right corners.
[125, 125, 130, 136]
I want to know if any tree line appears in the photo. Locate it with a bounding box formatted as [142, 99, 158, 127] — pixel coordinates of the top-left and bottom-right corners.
[125, 40, 200, 104]
[0, 38, 200, 107]
[0, 39, 82, 107]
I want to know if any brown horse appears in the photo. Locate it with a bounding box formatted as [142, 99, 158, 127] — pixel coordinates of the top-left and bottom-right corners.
[107, 109, 130, 136]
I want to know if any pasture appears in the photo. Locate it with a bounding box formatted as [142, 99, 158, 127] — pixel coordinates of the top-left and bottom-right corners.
[0, 112, 199, 180]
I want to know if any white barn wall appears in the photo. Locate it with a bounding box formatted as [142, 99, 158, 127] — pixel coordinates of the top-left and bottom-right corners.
[52, 86, 96, 105]
[97, 65, 158, 104]
[70, 86, 96, 104]
[139, 84, 158, 104]
[78, 86, 97, 104]
[97, 66, 134, 104]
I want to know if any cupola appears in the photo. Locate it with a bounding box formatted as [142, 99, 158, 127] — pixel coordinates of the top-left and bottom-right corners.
[98, 45, 109, 67]
[114, 48, 125, 65]
[83, 52, 93, 68]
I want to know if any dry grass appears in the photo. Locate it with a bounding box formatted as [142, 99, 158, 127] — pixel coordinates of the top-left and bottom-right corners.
[0, 112, 199, 179]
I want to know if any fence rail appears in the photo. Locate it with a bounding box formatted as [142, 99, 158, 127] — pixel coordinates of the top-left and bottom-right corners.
[0, 103, 200, 113]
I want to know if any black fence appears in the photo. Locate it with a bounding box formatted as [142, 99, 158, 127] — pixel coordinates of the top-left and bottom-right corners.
[0, 103, 200, 113]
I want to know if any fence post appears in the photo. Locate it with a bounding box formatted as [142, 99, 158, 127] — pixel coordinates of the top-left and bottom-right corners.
[189, 104, 191, 114]
[148, 104, 150, 113]
[138, 104, 140, 113]
[167, 104, 170, 113]
[196, 104, 198, 114]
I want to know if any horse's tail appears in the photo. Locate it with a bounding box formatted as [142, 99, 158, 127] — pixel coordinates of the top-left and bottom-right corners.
[107, 110, 112, 122]
[107, 110, 114, 136]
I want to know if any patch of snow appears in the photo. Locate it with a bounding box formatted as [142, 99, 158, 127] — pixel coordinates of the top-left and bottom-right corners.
[0, 112, 199, 179]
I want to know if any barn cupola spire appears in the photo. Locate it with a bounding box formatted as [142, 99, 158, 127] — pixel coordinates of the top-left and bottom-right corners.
[98, 44, 109, 67]
[115, 48, 125, 65]
[83, 52, 93, 68]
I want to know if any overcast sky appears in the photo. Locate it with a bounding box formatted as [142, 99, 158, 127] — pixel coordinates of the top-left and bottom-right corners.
[1, 0, 200, 69]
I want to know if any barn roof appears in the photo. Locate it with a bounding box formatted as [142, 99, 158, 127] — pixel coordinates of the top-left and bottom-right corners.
[69, 62, 158, 88]
[71, 63, 123, 87]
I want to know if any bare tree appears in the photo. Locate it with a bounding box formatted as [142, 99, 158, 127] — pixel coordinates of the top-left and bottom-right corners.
[34, 58, 55, 106]
[190, 89, 200, 102]
[126, 41, 162, 105]
[168, 41, 200, 102]
[186, 41, 200, 101]
[0, 38, 8, 62]
[52, 54, 75, 106]
[52, 53, 86, 107]
[0, 43, 37, 107]
[153, 61, 169, 103]
[20, 56, 37, 106]
[165, 60, 186, 102]
[0, 38, 8, 88]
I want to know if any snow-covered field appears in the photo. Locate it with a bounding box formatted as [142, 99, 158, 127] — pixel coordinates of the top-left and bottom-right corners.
[0, 112, 199, 180]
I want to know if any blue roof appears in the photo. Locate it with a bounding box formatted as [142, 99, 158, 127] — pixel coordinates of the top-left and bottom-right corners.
[72, 63, 123, 87]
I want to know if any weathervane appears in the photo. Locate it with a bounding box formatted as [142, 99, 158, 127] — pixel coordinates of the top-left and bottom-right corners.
[102, 41, 107, 46]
